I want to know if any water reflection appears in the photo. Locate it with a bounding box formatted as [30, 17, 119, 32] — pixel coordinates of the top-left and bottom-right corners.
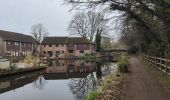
[0, 70, 44, 94]
[69, 72, 98, 100]
[0, 59, 115, 100]
[43, 60, 98, 100]
[44, 60, 96, 79]
[32, 75, 47, 90]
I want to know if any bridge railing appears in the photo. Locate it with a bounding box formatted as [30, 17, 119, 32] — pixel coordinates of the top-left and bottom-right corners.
[142, 55, 170, 75]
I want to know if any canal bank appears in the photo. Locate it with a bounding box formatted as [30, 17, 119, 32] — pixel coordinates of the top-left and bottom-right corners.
[87, 54, 128, 100]
[0, 66, 46, 77]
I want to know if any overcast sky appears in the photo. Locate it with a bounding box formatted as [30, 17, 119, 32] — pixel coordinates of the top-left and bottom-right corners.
[0, 0, 75, 36]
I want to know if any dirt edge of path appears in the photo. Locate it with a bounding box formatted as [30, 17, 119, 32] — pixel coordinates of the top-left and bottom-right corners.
[121, 56, 170, 100]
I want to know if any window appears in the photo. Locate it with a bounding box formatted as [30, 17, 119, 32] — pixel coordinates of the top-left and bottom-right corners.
[80, 51, 84, 53]
[49, 44, 52, 47]
[62, 51, 64, 53]
[56, 44, 58, 47]
[15, 42, 19, 46]
[44, 44, 46, 47]
[8, 41, 10, 45]
[69, 50, 73, 53]
[56, 51, 60, 57]
[61, 44, 64, 47]
[47, 51, 53, 57]
[43, 51, 46, 54]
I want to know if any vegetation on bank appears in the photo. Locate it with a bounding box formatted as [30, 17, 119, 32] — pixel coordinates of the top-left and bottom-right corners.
[84, 53, 97, 59]
[117, 55, 129, 73]
[87, 73, 125, 100]
[87, 55, 128, 100]
[87, 91, 100, 100]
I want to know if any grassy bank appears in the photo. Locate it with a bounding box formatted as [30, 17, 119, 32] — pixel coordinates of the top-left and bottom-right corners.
[117, 55, 129, 73]
[87, 54, 128, 100]
[87, 73, 126, 100]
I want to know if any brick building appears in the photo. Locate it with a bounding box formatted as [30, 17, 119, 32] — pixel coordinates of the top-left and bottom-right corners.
[41, 37, 95, 57]
[0, 30, 37, 56]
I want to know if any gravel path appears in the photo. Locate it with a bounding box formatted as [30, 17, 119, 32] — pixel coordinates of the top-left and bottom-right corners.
[123, 57, 170, 100]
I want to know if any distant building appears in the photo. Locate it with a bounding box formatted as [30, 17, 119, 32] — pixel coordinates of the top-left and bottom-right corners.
[41, 37, 95, 57]
[0, 30, 37, 56]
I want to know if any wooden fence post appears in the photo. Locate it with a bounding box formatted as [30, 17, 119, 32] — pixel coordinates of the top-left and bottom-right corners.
[165, 59, 168, 75]
[143, 54, 170, 75]
[155, 57, 157, 68]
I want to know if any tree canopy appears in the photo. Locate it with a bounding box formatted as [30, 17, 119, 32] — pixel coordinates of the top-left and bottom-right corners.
[68, 11, 108, 41]
[31, 23, 49, 43]
[65, 0, 170, 57]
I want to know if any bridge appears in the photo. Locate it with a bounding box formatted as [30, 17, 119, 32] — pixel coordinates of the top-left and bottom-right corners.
[101, 49, 128, 53]
[100, 49, 128, 61]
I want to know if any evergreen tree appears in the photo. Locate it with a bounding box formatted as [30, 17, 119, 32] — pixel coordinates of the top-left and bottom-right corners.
[95, 29, 102, 52]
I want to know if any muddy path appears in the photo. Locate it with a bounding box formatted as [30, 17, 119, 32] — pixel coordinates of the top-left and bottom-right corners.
[122, 57, 170, 100]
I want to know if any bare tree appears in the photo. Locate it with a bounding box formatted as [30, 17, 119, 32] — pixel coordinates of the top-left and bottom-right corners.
[31, 23, 49, 43]
[68, 11, 108, 41]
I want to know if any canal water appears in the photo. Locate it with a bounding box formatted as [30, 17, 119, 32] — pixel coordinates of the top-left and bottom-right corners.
[0, 59, 115, 100]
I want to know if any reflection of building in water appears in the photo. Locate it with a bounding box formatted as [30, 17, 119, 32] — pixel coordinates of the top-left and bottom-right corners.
[0, 71, 42, 94]
[0, 82, 10, 89]
[46, 60, 67, 73]
[44, 60, 96, 79]
[68, 60, 95, 73]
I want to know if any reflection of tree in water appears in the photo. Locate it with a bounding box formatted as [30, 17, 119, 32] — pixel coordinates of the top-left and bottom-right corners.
[69, 72, 99, 100]
[101, 62, 114, 77]
[32, 75, 47, 90]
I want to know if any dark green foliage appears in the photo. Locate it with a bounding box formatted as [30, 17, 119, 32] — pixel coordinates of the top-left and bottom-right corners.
[117, 56, 128, 73]
[128, 46, 139, 54]
[95, 29, 101, 52]
[66, 0, 170, 58]
[87, 91, 100, 100]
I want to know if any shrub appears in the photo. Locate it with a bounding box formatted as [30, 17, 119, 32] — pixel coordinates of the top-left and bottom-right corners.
[128, 46, 139, 54]
[117, 55, 128, 73]
[87, 91, 100, 100]
[85, 53, 96, 59]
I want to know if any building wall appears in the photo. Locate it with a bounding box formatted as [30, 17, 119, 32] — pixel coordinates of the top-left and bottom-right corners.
[0, 37, 5, 54]
[74, 50, 92, 56]
[5, 41, 35, 56]
[41, 43, 95, 57]
[42, 44, 67, 57]
[21, 43, 33, 51]
[74, 44, 95, 56]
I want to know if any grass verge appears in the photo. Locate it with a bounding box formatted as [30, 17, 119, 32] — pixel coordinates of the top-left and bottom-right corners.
[87, 90, 100, 100]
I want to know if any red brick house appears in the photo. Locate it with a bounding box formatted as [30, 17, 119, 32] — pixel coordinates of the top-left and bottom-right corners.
[0, 30, 37, 56]
[41, 37, 95, 57]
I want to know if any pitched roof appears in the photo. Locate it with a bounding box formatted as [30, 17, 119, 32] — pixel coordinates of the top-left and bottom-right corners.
[42, 37, 92, 44]
[67, 37, 92, 44]
[42, 37, 68, 44]
[0, 30, 37, 43]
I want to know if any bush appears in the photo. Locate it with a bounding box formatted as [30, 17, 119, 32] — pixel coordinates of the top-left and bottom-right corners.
[128, 46, 139, 54]
[85, 53, 96, 59]
[117, 55, 128, 73]
[87, 91, 100, 100]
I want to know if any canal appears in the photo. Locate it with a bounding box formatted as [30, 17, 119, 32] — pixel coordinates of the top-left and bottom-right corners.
[0, 59, 115, 100]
